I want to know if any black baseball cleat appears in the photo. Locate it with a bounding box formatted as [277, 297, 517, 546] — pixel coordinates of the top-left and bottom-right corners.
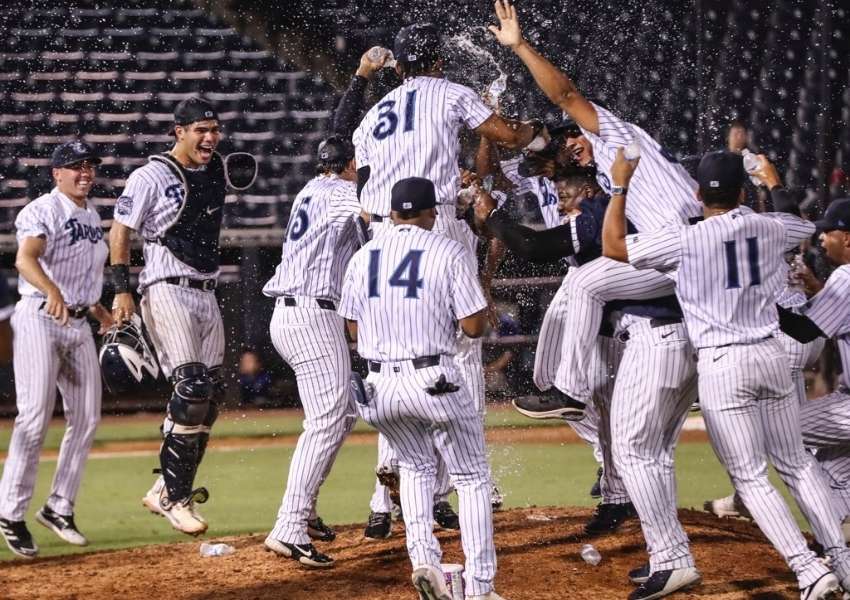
[0, 518, 38, 558]
[433, 501, 460, 530]
[36, 506, 88, 546]
[628, 566, 701, 600]
[628, 563, 651, 585]
[513, 390, 586, 421]
[590, 467, 603, 499]
[364, 511, 392, 540]
[584, 502, 637, 537]
[264, 538, 335, 568]
[306, 517, 336, 542]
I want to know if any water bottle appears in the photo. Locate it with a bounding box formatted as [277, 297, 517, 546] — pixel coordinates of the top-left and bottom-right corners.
[741, 149, 762, 186]
[487, 73, 507, 104]
[367, 46, 396, 68]
[580, 543, 602, 566]
[200, 542, 236, 557]
[623, 141, 641, 161]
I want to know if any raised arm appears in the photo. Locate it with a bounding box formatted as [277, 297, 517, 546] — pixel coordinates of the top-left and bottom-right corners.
[602, 149, 639, 261]
[489, 0, 599, 135]
[332, 48, 389, 138]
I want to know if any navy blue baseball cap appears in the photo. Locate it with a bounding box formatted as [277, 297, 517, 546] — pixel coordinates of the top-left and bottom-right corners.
[394, 23, 441, 64]
[51, 140, 101, 168]
[391, 177, 437, 212]
[317, 135, 354, 166]
[815, 198, 850, 232]
[173, 96, 218, 126]
[697, 150, 746, 191]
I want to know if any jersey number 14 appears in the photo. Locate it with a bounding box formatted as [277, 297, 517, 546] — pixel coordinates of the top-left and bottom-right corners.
[372, 90, 418, 140]
[368, 249, 424, 298]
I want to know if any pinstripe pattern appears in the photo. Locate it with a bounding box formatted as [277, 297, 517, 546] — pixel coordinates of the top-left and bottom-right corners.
[627, 208, 816, 348]
[500, 158, 562, 229]
[0, 297, 101, 520]
[139, 282, 224, 377]
[610, 319, 697, 572]
[263, 175, 361, 302]
[804, 265, 850, 390]
[268, 302, 356, 543]
[582, 103, 701, 232]
[698, 339, 850, 587]
[15, 189, 107, 307]
[353, 77, 492, 214]
[115, 160, 219, 291]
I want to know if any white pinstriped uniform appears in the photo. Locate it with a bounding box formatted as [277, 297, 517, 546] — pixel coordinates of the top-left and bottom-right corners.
[798, 266, 850, 523]
[339, 225, 496, 596]
[776, 272, 826, 405]
[0, 189, 106, 521]
[114, 160, 224, 377]
[262, 174, 361, 544]
[500, 157, 562, 229]
[354, 76, 493, 509]
[628, 208, 850, 589]
[553, 103, 702, 404]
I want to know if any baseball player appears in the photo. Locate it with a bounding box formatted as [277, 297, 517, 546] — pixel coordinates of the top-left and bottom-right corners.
[340, 177, 505, 600]
[490, 0, 702, 419]
[604, 149, 850, 599]
[261, 136, 361, 567]
[353, 22, 545, 526]
[0, 272, 12, 365]
[109, 97, 231, 536]
[0, 141, 112, 558]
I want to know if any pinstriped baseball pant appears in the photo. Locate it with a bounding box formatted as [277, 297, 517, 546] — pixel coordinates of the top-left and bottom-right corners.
[611, 320, 697, 572]
[267, 300, 357, 544]
[552, 257, 674, 403]
[800, 390, 850, 523]
[356, 357, 495, 597]
[698, 338, 850, 588]
[0, 297, 101, 521]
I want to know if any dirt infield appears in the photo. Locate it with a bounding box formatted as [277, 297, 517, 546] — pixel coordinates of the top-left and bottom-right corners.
[1, 507, 801, 599]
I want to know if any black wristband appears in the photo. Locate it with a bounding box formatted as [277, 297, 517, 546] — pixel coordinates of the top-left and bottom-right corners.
[109, 264, 131, 294]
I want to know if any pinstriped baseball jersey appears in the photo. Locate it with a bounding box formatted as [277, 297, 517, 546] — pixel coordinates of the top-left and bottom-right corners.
[803, 265, 850, 389]
[353, 77, 492, 215]
[15, 188, 107, 307]
[581, 103, 701, 232]
[500, 157, 561, 229]
[263, 175, 361, 302]
[114, 159, 218, 291]
[338, 224, 487, 361]
[626, 207, 815, 348]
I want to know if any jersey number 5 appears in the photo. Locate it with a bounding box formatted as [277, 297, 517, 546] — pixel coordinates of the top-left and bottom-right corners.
[724, 237, 761, 289]
[287, 197, 311, 241]
[368, 249, 424, 298]
[372, 90, 418, 140]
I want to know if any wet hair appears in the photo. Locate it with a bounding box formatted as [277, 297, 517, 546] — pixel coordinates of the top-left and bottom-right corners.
[398, 57, 440, 80]
[394, 208, 426, 220]
[700, 185, 742, 208]
[553, 164, 599, 188]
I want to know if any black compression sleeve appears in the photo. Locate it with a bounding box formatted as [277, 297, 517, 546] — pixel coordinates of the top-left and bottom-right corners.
[332, 76, 369, 138]
[486, 210, 575, 262]
[356, 165, 370, 200]
[769, 186, 801, 216]
[777, 304, 824, 343]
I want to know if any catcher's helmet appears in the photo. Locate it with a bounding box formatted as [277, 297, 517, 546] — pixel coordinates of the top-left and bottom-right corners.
[99, 316, 160, 395]
[316, 135, 354, 170]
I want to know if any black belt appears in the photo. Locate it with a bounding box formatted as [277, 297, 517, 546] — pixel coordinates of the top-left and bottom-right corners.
[164, 277, 217, 291]
[282, 296, 336, 311]
[370, 214, 387, 223]
[650, 317, 683, 328]
[368, 354, 440, 373]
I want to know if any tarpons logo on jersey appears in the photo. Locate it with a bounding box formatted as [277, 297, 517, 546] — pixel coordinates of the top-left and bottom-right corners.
[597, 172, 611, 194]
[64, 218, 103, 246]
[115, 195, 133, 216]
[164, 183, 184, 207]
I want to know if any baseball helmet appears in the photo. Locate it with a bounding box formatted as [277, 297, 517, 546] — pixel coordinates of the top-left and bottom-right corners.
[99, 315, 160, 395]
[317, 135, 354, 169]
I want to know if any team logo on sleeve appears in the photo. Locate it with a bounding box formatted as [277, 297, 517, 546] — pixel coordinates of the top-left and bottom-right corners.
[116, 195, 134, 216]
[597, 172, 611, 194]
[64, 218, 104, 245]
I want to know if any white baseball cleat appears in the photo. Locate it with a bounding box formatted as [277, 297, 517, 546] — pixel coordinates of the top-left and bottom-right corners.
[800, 572, 841, 600]
[703, 493, 751, 520]
[411, 564, 452, 600]
[142, 476, 208, 535]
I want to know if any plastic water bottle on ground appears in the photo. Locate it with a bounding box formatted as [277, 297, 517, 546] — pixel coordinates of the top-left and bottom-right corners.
[580, 543, 602, 566]
[741, 149, 762, 186]
[200, 542, 235, 557]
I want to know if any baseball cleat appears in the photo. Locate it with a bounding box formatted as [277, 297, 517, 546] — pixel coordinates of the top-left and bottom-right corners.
[411, 564, 452, 600]
[142, 476, 208, 535]
[584, 502, 637, 537]
[628, 566, 701, 600]
[800, 573, 842, 600]
[0, 518, 38, 558]
[703, 493, 751, 520]
[513, 391, 586, 421]
[36, 506, 88, 546]
[491, 485, 505, 511]
[264, 537, 334, 568]
[628, 563, 651, 584]
[306, 516, 336, 542]
[433, 501, 460, 530]
[364, 511, 392, 540]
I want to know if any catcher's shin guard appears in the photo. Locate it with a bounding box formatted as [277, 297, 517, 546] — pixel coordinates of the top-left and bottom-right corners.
[160, 431, 202, 502]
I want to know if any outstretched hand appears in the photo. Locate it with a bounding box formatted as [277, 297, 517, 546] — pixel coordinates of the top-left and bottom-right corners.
[489, 0, 523, 49]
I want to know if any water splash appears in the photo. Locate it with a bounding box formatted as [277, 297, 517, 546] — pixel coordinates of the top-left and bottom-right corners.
[444, 26, 507, 102]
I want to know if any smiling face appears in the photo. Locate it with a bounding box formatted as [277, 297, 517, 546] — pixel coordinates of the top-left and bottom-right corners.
[173, 120, 222, 167]
[819, 229, 850, 265]
[555, 179, 593, 216]
[565, 135, 594, 166]
[53, 160, 96, 203]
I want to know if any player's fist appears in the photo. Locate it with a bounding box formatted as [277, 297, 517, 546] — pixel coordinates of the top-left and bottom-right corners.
[45, 286, 69, 326]
[751, 154, 782, 189]
[611, 147, 640, 187]
[112, 292, 136, 325]
[489, 0, 523, 49]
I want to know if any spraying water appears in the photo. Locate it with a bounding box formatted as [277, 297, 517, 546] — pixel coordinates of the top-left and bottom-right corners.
[444, 27, 508, 105]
